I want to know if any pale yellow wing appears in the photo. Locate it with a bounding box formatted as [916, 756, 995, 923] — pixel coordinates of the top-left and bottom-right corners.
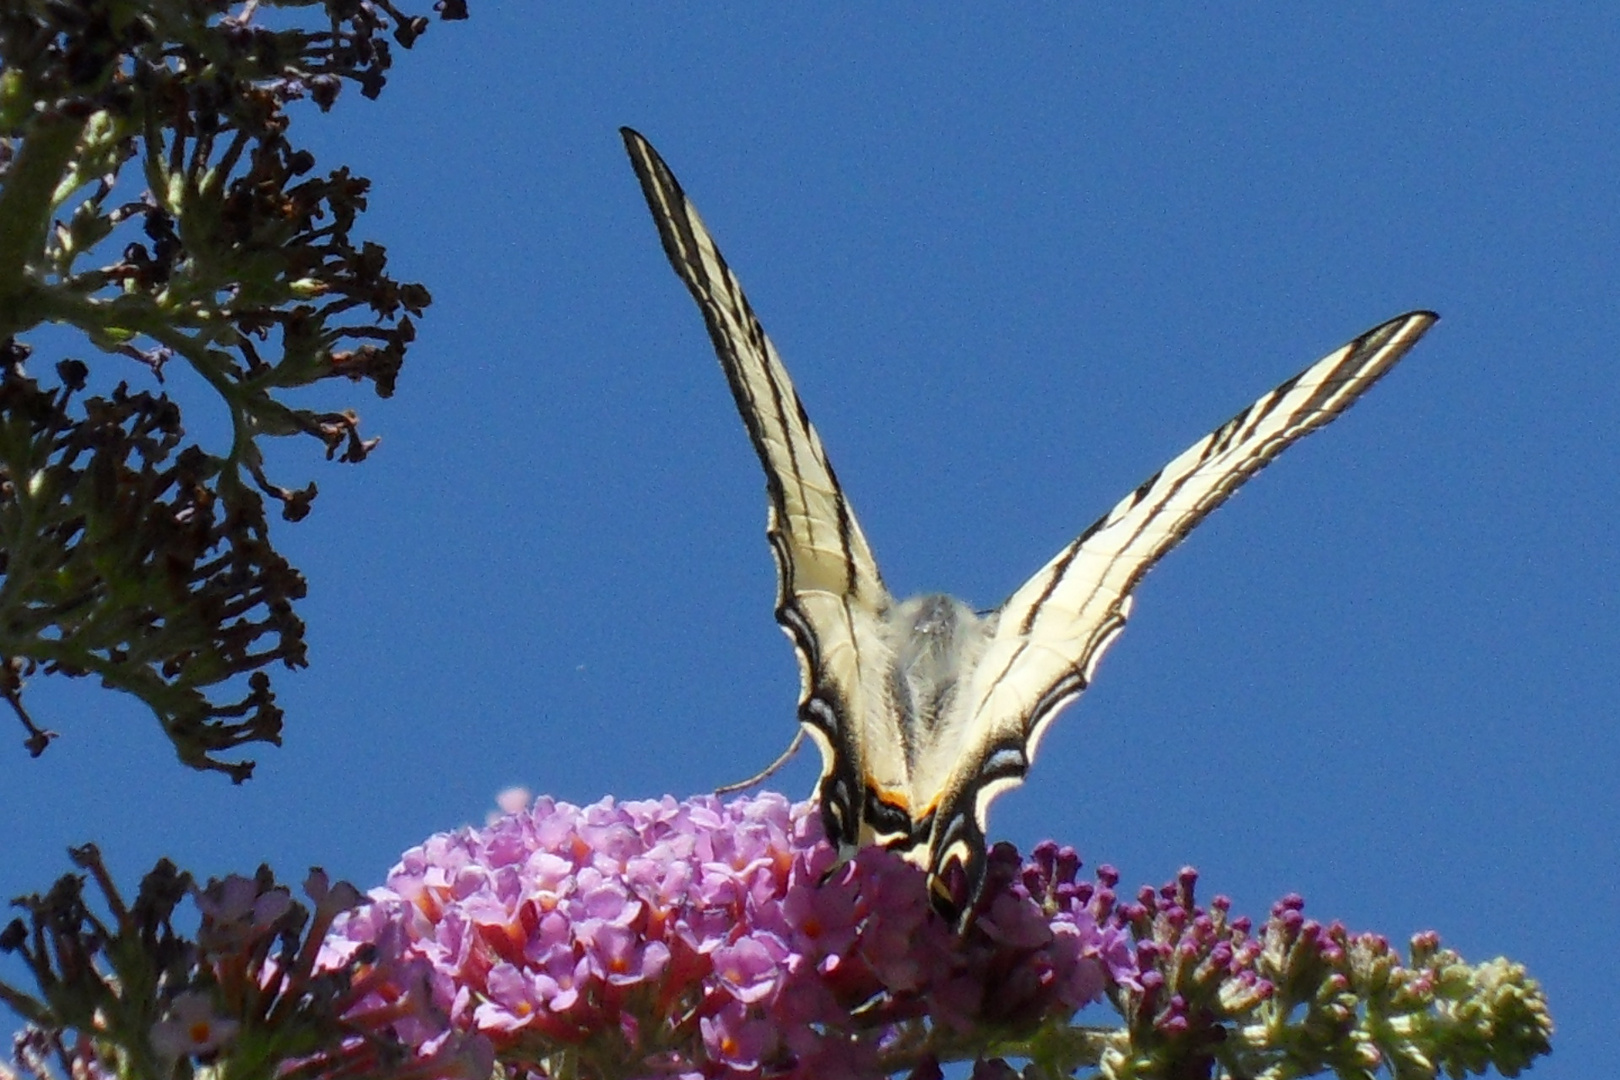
[622, 129, 897, 855]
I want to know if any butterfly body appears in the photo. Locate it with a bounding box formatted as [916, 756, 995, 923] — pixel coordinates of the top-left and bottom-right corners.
[620, 127, 1435, 926]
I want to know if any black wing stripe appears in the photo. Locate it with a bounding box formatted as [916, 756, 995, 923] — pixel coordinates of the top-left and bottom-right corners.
[976, 604, 1118, 734]
[1017, 536, 1083, 636]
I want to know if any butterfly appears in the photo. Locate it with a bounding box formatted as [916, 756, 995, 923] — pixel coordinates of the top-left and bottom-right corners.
[620, 127, 1435, 927]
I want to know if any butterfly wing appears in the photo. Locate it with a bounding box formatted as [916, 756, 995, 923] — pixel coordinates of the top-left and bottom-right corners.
[922, 311, 1438, 916]
[621, 129, 898, 856]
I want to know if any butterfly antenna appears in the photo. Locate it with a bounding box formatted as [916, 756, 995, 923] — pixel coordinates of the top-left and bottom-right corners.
[714, 729, 805, 794]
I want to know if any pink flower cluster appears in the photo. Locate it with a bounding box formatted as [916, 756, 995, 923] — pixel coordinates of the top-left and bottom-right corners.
[324, 793, 1135, 1078]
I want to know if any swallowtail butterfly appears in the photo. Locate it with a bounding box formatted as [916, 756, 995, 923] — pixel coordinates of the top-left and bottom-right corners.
[621, 127, 1435, 926]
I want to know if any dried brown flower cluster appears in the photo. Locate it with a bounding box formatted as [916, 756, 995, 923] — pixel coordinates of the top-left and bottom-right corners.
[0, 0, 465, 776]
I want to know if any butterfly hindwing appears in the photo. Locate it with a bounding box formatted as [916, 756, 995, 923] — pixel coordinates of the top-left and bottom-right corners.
[621, 128, 897, 858]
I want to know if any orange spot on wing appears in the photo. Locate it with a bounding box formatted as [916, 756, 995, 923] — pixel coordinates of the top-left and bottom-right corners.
[870, 788, 909, 813]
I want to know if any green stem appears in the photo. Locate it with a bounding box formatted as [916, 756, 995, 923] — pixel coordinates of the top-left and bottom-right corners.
[0, 976, 51, 1026]
[0, 110, 90, 339]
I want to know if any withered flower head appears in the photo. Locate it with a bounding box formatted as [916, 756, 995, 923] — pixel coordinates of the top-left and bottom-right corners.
[0, 0, 466, 776]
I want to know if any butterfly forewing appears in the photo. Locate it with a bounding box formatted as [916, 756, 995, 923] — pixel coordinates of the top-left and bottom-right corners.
[621, 129, 896, 856]
[917, 311, 1437, 905]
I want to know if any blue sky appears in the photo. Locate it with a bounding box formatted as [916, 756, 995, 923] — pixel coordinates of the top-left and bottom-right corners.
[3, 7, 1614, 1075]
